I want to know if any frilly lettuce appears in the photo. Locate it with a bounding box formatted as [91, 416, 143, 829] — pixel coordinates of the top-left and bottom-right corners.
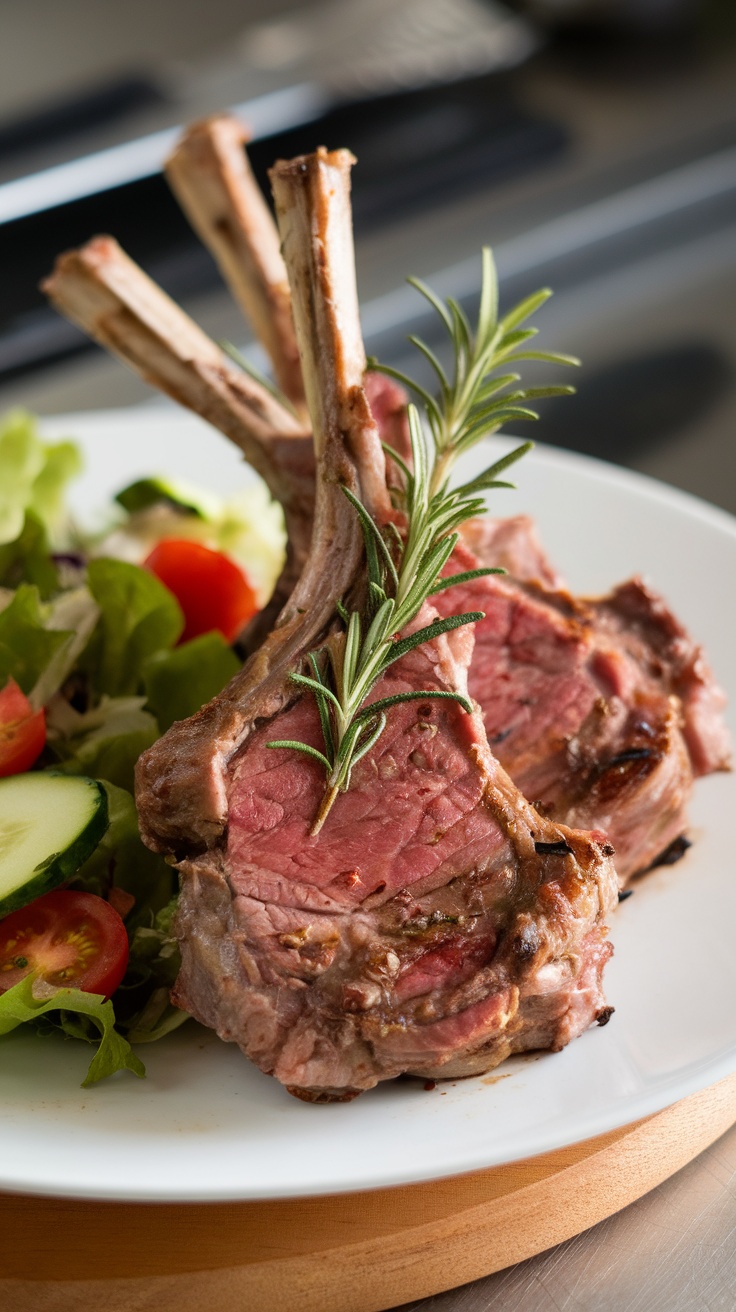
[0, 410, 82, 546]
[143, 630, 241, 731]
[0, 584, 72, 695]
[122, 898, 189, 1044]
[29, 586, 100, 710]
[0, 974, 145, 1087]
[47, 696, 159, 793]
[83, 558, 184, 697]
[0, 512, 58, 598]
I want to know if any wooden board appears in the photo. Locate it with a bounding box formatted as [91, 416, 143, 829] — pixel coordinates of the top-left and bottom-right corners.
[2, 1072, 736, 1312]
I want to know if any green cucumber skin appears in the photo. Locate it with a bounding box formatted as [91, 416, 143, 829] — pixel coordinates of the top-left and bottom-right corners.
[115, 478, 207, 519]
[0, 776, 109, 919]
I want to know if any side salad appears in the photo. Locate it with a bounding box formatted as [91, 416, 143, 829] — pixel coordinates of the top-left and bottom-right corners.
[0, 409, 284, 1085]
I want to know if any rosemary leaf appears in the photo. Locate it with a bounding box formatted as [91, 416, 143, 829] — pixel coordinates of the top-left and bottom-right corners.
[276, 247, 578, 832]
[353, 689, 474, 722]
[342, 486, 399, 591]
[430, 567, 506, 595]
[266, 741, 332, 770]
[383, 611, 485, 668]
[289, 672, 343, 713]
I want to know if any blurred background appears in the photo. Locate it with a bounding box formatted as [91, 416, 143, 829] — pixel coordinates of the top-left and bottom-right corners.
[0, 0, 734, 511]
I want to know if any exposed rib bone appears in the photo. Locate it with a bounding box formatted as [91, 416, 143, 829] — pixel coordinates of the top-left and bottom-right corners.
[41, 236, 313, 565]
[271, 147, 391, 525]
[165, 116, 306, 414]
[136, 149, 379, 852]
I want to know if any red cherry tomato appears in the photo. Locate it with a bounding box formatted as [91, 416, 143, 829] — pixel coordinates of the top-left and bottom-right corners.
[0, 891, 129, 999]
[143, 538, 257, 643]
[0, 679, 46, 777]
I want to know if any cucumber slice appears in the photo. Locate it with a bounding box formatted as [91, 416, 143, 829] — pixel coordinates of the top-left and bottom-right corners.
[114, 477, 217, 520]
[0, 774, 109, 917]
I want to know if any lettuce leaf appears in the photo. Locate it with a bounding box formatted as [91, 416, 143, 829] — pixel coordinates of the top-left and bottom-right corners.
[144, 631, 241, 732]
[47, 695, 160, 792]
[0, 410, 82, 546]
[0, 975, 145, 1087]
[28, 438, 84, 533]
[0, 511, 58, 598]
[123, 989, 189, 1044]
[0, 584, 72, 694]
[28, 586, 100, 710]
[83, 558, 184, 697]
[119, 897, 188, 1043]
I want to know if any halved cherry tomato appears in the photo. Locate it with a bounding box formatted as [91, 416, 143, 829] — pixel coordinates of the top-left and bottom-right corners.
[0, 679, 46, 778]
[143, 538, 257, 643]
[0, 891, 129, 998]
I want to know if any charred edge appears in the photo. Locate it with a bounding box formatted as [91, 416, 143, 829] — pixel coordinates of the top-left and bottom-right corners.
[647, 833, 692, 870]
[596, 1006, 615, 1027]
[618, 889, 635, 902]
[490, 728, 512, 745]
[605, 747, 653, 768]
[512, 934, 538, 960]
[286, 1085, 363, 1103]
[534, 839, 574, 856]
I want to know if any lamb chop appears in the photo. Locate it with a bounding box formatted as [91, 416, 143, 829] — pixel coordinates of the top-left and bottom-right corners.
[157, 115, 732, 878]
[132, 147, 618, 1100]
[41, 125, 729, 889]
[437, 531, 729, 881]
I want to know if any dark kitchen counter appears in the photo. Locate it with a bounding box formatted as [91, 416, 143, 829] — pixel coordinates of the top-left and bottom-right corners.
[2, 42, 735, 513]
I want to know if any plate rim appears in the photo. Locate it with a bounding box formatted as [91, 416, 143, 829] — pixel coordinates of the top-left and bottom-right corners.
[0, 405, 730, 1203]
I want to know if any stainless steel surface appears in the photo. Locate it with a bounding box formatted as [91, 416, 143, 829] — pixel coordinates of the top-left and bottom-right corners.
[399, 1119, 736, 1311]
[238, 0, 536, 99]
[0, 0, 535, 211]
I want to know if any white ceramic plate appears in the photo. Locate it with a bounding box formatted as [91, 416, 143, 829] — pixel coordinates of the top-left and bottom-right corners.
[1, 406, 734, 1202]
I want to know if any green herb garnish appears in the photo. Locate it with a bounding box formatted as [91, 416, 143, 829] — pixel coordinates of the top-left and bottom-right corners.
[268, 249, 578, 834]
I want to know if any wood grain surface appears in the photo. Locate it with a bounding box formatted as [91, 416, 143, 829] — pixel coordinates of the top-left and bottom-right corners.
[2, 1073, 735, 1312]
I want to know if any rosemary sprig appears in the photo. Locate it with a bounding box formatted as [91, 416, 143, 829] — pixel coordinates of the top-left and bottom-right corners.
[267, 248, 578, 835]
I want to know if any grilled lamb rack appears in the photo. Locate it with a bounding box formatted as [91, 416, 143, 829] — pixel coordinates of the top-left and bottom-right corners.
[41, 131, 730, 885]
[134, 147, 618, 1100]
[157, 118, 732, 876]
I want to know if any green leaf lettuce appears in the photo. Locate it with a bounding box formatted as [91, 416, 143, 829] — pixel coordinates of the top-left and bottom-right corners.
[46, 695, 160, 792]
[83, 558, 184, 697]
[0, 409, 82, 546]
[0, 584, 72, 695]
[144, 631, 240, 732]
[0, 975, 145, 1087]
